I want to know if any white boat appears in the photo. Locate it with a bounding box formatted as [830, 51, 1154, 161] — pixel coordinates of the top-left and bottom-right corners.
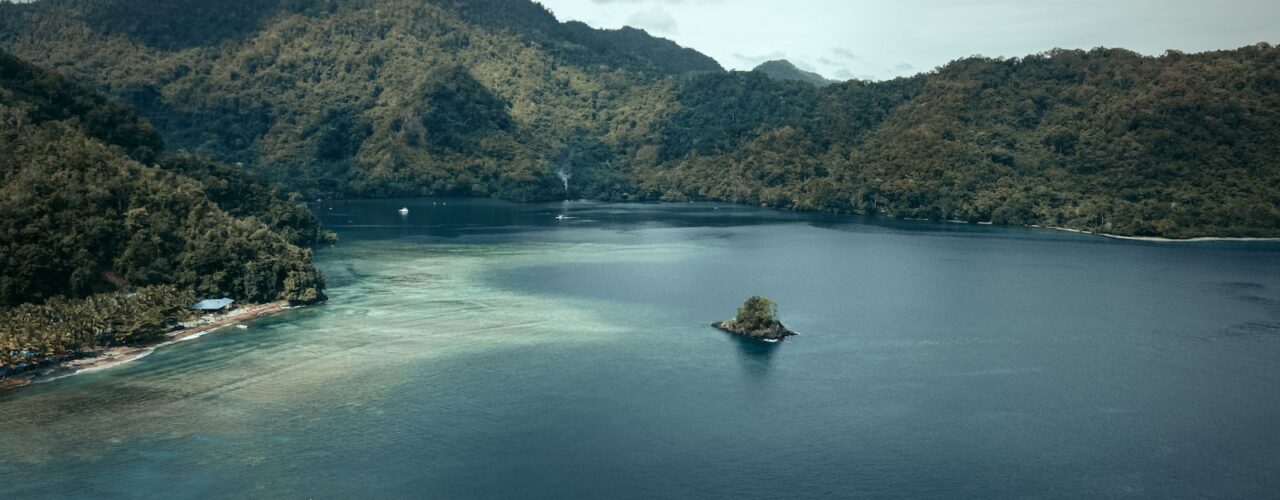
[555, 214, 575, 220]
[398, 207, 409, 214]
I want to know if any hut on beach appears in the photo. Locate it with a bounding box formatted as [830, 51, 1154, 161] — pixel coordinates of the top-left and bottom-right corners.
[190, 298, 235, 313]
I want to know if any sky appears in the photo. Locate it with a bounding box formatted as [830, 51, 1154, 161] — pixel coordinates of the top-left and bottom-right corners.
[536, 0, 1280, 80]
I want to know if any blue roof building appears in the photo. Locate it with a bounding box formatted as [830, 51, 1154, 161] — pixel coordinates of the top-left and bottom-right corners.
[190, 298, 235, 311]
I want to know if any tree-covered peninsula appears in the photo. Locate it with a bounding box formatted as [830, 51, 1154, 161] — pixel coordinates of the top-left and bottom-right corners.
[0, 50, 330, 371]
[2, 0, 1276, 238]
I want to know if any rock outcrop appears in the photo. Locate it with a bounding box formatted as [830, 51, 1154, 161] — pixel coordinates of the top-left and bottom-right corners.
[712, 319, 796, 341]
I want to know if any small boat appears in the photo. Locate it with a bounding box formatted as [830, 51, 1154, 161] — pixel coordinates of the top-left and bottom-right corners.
[398, 207, 409, 214]
[555, 214, 576, 220]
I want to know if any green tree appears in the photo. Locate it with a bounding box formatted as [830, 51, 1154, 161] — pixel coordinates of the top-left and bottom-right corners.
[734, 296, 780, 332]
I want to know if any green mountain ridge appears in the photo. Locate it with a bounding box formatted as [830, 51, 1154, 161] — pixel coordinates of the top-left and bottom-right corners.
[1, 0, 1277, 238]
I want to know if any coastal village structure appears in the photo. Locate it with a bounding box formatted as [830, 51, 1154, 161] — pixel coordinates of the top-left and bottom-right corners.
[190, 298, 234, 313]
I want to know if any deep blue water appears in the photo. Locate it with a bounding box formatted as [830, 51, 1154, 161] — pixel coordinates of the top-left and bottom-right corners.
[3, 198, 1280, 498]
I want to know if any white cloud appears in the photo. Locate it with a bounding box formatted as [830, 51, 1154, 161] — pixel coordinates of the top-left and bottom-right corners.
[732, 51, 788, 67]
[831, 47, 859, 61]
[625, 7, 679, 34]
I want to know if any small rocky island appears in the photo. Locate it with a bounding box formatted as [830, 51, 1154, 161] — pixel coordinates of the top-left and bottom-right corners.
[712, 296, 796, 341]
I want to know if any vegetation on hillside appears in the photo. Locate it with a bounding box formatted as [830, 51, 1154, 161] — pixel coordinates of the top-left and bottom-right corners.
[1, 0, 1277, 239]
[162, 155, 337, 247]
[643, 46, 1280, 237]
[0, 50, 330, 371]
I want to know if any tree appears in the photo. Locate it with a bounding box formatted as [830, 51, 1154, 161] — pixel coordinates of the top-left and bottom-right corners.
[734, 296, 779, 332]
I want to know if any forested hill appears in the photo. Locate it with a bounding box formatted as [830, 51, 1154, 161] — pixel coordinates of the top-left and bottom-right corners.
[753, 60, 835, 87]
[0, 50, 329, 309]
[647, 47, 1280, 237]
[0, 0, 725, 201]
[2, 0, 1278, 238]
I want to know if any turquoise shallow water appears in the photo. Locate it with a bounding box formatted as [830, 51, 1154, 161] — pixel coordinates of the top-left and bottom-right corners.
[3, 198, 1280, 498]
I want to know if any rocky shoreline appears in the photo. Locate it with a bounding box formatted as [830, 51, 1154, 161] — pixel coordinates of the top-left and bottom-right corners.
[0, 301, 291, 393]
[712, 319, 797, 342]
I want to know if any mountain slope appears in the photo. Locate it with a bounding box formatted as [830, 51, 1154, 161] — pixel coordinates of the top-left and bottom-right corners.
[0, 50, 328, 308]
[2, 0, 1277, 237]
[426, 0, 722, 75]
[644, 46, 1280, 237]
[0, 0, 704, 200]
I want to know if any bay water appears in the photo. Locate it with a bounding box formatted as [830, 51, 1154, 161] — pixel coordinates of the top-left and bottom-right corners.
[2, 199, 1279, 498]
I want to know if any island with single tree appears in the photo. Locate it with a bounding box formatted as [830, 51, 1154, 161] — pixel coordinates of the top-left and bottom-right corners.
[713, 296, 797, 342]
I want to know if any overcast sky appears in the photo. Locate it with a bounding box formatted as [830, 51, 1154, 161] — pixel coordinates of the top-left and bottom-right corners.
[537, 0, 1280, 80]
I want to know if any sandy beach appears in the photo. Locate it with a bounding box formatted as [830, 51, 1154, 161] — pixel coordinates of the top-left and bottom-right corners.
[0, 301, 291, 392]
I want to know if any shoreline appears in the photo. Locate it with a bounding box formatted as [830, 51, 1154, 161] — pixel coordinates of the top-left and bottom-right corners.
[0, 301, 291, 393]
[1032, 225, 1280, 242]
[320, 196, 1278, 241]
